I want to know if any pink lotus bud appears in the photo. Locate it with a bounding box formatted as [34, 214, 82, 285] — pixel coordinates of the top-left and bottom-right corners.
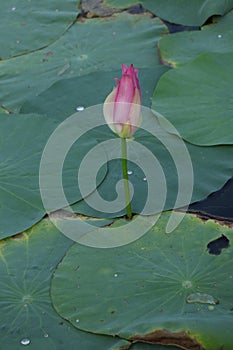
[103, 64, 142, 138]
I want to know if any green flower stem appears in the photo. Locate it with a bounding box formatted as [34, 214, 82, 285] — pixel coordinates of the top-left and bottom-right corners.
[121, 137, 132, 220]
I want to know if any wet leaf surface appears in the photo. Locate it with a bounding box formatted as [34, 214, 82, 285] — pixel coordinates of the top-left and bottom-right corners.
[21, 67, 169, 117]
[51, 212, 233, 350]
[0, 0, 79, 59]
[103, 0, 233, 26]
[0, 219, 129, 349]
[0, 114, 107, 238]
[0, 13, 167, 112]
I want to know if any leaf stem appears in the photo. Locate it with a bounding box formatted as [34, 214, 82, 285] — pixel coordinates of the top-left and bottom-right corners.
[121, 137, 132, 220]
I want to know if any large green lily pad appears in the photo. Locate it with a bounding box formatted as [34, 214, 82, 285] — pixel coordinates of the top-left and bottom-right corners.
[158, 29, 233, 67]
[0, 219, 128, 350]
[51, 212, 233, 350]
[0, 114, 56, 238]
[152, 52, 233, 146]
[0, 13, 167, 112]
[21, 66, 169, 117]
[0, 114, 107, 238]
[0, 0, 79, 60]
[103, 0, 233, 26]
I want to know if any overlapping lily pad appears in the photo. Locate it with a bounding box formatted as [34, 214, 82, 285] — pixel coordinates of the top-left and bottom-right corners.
[73, 139, 233, 218]
[0, 219, 129, 350]
[0, 114, 107, 238]
[21, 67, 169, 117]
[152, 52, 233, 146]
[158, 10, 233, 68]
[0, 0, 79, 59]
[103, 0, 233, 26]
[68, 106, 233, 218]
[51, 212, 233, 350]
[0, 13, 167, 112]
[1, 2, 233, 350]
[204, 9, 233, 31]
[158, 29, 233, 67]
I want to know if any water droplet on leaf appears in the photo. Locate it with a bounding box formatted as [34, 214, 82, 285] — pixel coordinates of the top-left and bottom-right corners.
[20, 338, 30, 346]
[75, 319, 80, 323]
[143, 177, 147, 181]
[76, 106, 85, 112]
[114, 273, 118, 277]
[127, 170, 133, 175]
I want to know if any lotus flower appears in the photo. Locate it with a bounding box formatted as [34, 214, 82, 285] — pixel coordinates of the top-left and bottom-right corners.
[103, 64, 142, 138]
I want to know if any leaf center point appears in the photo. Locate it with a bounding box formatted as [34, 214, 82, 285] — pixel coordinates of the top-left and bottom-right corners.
[182, 280, 193, 289]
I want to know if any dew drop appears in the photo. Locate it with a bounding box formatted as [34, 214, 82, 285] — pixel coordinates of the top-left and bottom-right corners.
[217, 34, 222, 38]
[12, 7, 16, 11]
[114, 273, 118, 277]
[75, 319, 80, 323]
[44, 333, 49, 338]
[143, 177, 147, 181]
[76, 106, 85, 112]
[127, 170, 133, 175]
[20, 338, 30, 346]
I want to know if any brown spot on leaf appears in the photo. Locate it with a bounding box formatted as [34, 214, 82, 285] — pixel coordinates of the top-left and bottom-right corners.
[49, 209, 77, 219]
[12, 232, 25, 239]
[185, 210, 233, 227]
[80, 0, 120, 18]
[130, 329, 204, 350]
[44, 51, 53, 56]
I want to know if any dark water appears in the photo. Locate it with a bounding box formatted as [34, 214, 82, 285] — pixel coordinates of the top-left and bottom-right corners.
[189, 177, 233, 221]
